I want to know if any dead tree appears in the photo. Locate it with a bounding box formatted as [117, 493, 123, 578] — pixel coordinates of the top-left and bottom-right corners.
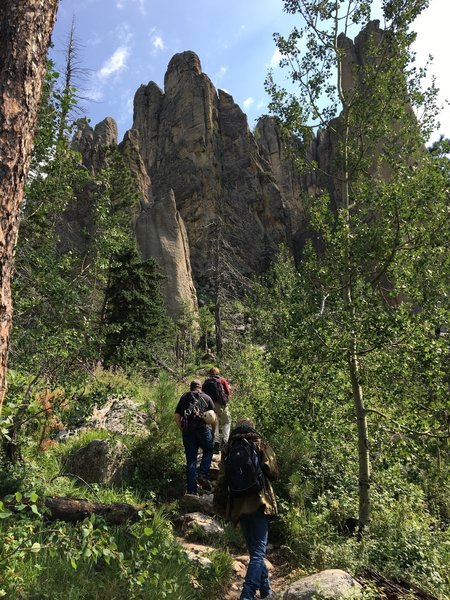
[208, 217, 253, 359]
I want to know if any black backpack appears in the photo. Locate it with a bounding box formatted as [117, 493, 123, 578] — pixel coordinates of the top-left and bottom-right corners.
[225, 437, 266, 497]
[180, 392, 207, 432]
[203, 376, 228, 405]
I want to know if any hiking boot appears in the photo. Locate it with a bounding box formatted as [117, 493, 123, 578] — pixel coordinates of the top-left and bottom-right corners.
[213, 441, 220, 454]
[197, 476, 212, 492]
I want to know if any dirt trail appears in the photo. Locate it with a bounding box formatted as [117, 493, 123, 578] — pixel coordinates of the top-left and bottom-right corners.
[222, 551, 291, 600]
[176, 452, 291, 598]
[178, 535, 291, 599]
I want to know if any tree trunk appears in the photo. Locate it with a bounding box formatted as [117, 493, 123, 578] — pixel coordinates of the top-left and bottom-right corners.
[336, 33, 371, 533]
[348, 333, 371, 533]
[0, 0, 58, 412]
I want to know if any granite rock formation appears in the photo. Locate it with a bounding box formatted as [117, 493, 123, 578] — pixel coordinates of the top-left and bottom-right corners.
[67, 21, 400, 317]
[131, 51, 291, 292]
[135, 188, 198, 318]
[60, 117, 119, 256]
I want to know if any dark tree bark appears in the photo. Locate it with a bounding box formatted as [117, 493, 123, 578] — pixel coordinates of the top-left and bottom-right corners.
[0, 0, 59, 411]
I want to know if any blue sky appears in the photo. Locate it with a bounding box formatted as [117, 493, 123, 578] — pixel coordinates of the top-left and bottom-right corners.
[50, 0, 449, 143]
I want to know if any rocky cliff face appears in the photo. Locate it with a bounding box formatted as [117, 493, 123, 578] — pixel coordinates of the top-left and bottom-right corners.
[131, 51, 290, 295]
[68, 53, 317, 316]
[61, 117, 119, 256]
[69, 21, 395, 318]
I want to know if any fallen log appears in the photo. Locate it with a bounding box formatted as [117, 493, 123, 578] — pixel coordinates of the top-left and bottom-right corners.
[44, 497, 144, 524]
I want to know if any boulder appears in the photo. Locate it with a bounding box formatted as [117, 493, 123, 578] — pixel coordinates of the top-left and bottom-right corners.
[178, 511, 224, 536]
[83, 395, 151, 436]
[185, 550, 213, 568]
[283, 569, 362, 599]
[179, 492, 215, 516]
[66, 438, 132, 486]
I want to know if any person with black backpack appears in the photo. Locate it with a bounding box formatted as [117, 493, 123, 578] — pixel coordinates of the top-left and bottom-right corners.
[202, 367, 231, 454]
[175, 380, 216, 494]
[213, 418, 278, 600]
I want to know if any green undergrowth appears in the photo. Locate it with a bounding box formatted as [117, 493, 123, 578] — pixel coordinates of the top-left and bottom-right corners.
[277, 484, 450, 598]
[0, 504, 232, 599]
[1, 365, 450, 599]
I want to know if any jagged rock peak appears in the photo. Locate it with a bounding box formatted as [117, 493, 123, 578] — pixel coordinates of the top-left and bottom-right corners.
[119, 128, 152, 209]
[94, 117, 118, 147]
[129, 50, 291, 293]
[338, 20, 384, 92]
[72, 117, 118, 173]
[135, 188, 198, 318]
[164, 51, 212, 97]
[165, 50, 203, 80]
[337, 19, 382, 54]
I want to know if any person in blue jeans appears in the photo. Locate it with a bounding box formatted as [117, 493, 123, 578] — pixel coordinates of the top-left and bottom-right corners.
[213, 418, 279, 600]
[175, 380, 216, 494]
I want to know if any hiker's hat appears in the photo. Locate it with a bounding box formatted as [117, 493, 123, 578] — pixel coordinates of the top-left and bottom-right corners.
[202, 410, 217, 425]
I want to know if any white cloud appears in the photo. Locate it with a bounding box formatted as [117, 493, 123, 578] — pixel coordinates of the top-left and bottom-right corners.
[115, 21, 133, 45]
[243, 97, 255, 110]
[116, 0, 146, 14]
[413, 0, 450, 140]
[149, 28, 166, 53]
[84, 88, 103, 102]
[269, 48, 282, 68]
[152, 36, 165, 50]
[98, 46, 129, 79]
[214, 66, 228, 86]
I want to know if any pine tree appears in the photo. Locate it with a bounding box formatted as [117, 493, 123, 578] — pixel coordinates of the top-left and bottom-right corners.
[102, 250, 172, 371]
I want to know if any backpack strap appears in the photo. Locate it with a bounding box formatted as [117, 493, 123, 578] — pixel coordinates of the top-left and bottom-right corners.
[191, 391, 208, 414]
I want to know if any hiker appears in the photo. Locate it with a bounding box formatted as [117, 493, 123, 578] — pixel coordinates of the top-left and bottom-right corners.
[202, 366, 231, 453]
[213, 418, 278, 600]
[174, 380, 216, 494]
